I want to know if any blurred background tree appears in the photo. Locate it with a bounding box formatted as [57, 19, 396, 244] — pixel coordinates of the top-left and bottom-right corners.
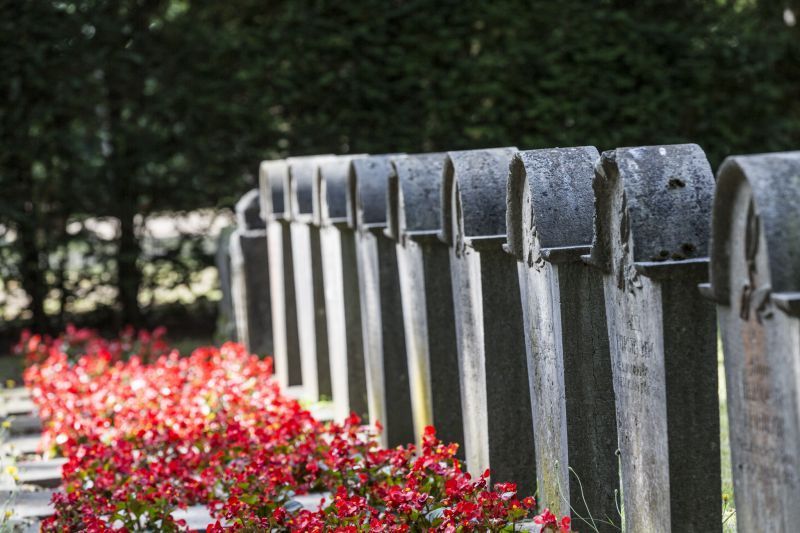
[0, 0, 798, 340]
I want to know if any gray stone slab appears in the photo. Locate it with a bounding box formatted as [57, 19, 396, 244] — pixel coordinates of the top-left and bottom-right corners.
[588, 144, 720, 532]
[441, 148, 537, 497]
[287, 156, 338, 402]
[215, 225, 237, 342]
[704, 151, 800, 531]
[389, 153, 464, 450]
[0, 489, 55, 518]
[0, 389, 29, 401]
[2, 415, 41, 436]
[317, 157, 369, 422]
[17, 459, 64, 488]
[1, 435, 41, 456]
[229, 224, 272, 357]
[291, 492, 328, 510]
[0, 398, 36, 418]
[260, 160, 303, 389]
[282, 385, 305, 400]
[349, 155, 415, 447]
[507, 147, 618, 529]
[307, 403, 335, 423]
[235, 188, 266, 231]
[0, 489, 326, 527]
[173, 505, 216, 530]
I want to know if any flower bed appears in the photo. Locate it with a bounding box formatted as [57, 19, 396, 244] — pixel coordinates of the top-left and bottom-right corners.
[19, 328, 570, 532]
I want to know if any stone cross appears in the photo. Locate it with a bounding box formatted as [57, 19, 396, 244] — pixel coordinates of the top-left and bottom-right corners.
[387, 153, 464, 450]
[230, 189, 272, 356]
[441, 147, 537, 497]
[506, 147, 618, 528]
[259, 159, 303, 389]
[587, 144, 721, 532]
[287, 156, 336, 402]
[703, 151, 800, 531]
[348, 154, 415, 447]
[315, 155, 370, 422]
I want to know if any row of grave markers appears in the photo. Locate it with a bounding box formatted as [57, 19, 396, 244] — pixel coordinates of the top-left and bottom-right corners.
[225, 145, 800, 532]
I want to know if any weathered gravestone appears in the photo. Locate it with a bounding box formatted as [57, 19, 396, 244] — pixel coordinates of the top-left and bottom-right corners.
[702, 151, 800, 531]
[259, 160, 303, 389]
[440, 147, 537, 496]
[587, 144, 721, 532]
[287, 156, 336, 402]
[348, 155, 415, 447]
[506, 147, 618, 528]
[229, 189, 272, 356]
[315, 156, 370, 421]
[215, 225, 237, 342]
[387, 153, 464, 449]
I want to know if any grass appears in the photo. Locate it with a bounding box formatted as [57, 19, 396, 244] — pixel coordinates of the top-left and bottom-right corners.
[718, 340, 737, 531]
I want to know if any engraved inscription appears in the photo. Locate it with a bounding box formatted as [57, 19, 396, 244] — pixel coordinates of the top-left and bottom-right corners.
[613, 334, 656, 399]
[739, 318, 795, 486]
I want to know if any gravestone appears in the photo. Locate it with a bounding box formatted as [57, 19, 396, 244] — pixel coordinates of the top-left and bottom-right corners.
[215, 225, 237, 342]
[229, 189, 272, 356]
[702, 151, 800, 531]
[506, 147, 618, 528]
[315, 156, 370, 422]
[440, 147, 537, 497]
[348, 155, 415, 447]
[287, 156, 336, 402]
[587, 144, 721, 532]
[259, 160, 303, 389]
[388, 153, 464, 449]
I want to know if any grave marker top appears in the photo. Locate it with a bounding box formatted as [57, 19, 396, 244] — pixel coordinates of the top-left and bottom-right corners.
[348, 155, 397, 230]
[235, 189, 265, 231]
[709, 151, 800, 306]
[259, 160, 290, 221]
[315, 155, 366, 227]
[589, 143, 713, 272]
[440, 147, 518, 247]
[288, 156, 336, 222]
[506, 146, 599, 262]
[387, 153, 447, 241]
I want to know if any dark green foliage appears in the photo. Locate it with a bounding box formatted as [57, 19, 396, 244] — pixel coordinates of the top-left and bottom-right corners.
[1, 0, 798, 329]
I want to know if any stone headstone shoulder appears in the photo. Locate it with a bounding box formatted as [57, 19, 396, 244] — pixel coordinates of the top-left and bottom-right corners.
[388, 153, 464, 450]
[230, 189, 272, 356]
[259, 159, 289, 222]
[704, 150, 800, 531]
[259, 159, 303, 388]
[315, 156, 370, 421]
[348, 155, 397, 230]
[348, 154, 415, 447]
[287, 155, 336, 222]
[506, 146, 618, 528]
[588, 143, 721, 533]
[235, 188, 266, 231]
[389, 152, 448, 239]
[314, 154, 367, 227]
[440, 147, 519, 246]
[506, 147, 597, 256]
[286, 156, 337, 402]
[441, 147, 537, 497]
[215, 224, 237, 343]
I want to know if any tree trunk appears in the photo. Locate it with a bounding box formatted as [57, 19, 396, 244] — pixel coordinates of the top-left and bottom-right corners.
[17, 219, 48, 332]
[104, 74, 142, 327]
[117, 209, 142, 326]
